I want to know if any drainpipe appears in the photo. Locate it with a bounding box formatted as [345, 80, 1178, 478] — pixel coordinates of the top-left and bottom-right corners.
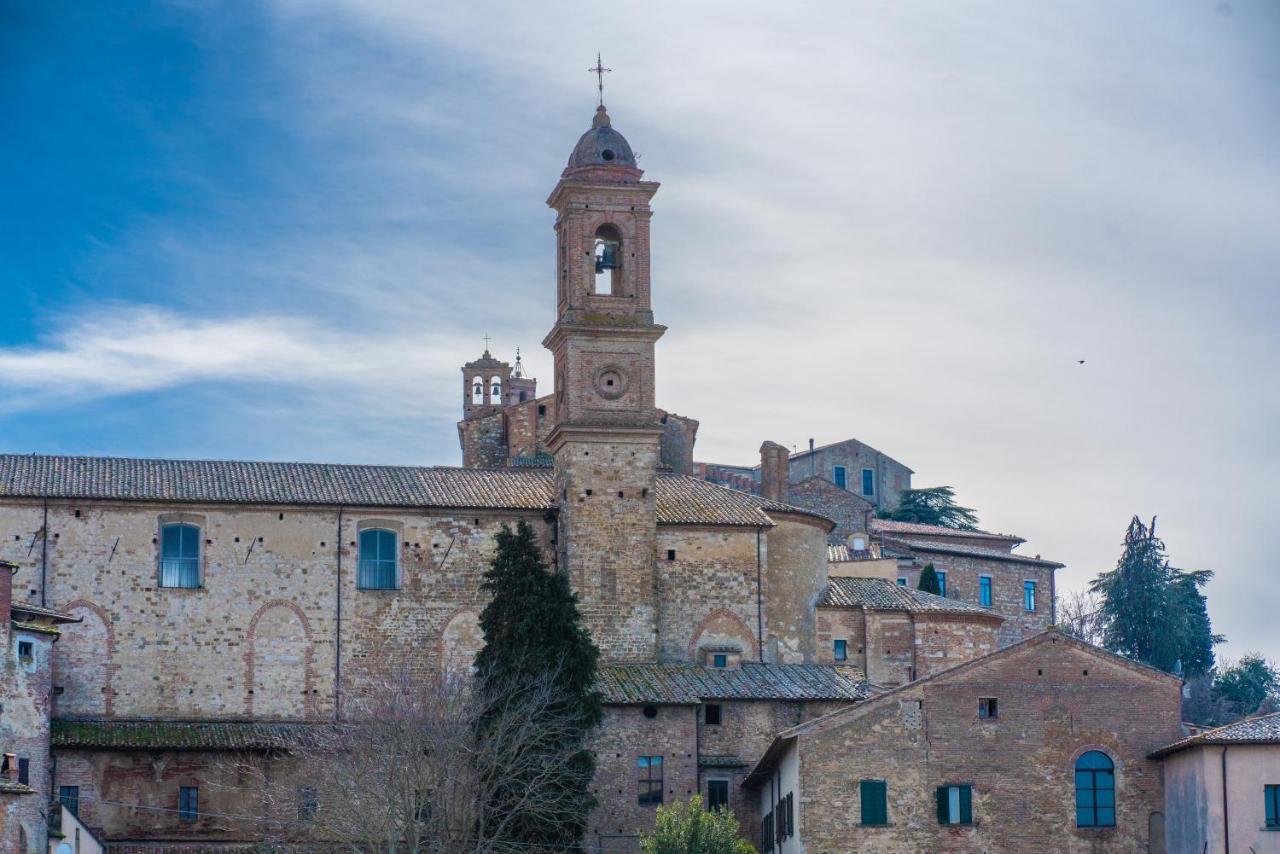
[40, 498, 48, 606]
[1221, 745, 1230, 854]
[334, 506, 344, 722]
[756, 528, 765, 663]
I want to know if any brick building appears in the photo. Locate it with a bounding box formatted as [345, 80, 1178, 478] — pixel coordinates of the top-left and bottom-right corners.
[745, 630, 1184, 853]
[0, 102, 1168, 853]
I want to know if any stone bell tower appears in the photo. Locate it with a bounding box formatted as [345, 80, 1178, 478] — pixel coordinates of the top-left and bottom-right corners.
[544, 104, 664, 662]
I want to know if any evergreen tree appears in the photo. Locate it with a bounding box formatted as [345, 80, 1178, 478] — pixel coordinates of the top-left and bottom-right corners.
[918, 563, 942, 596]
[878, 486, 979, 530]
[474, 520, 602, 849]
[1213, 654, 1280, 719]
[1090, 516, 1220, 677]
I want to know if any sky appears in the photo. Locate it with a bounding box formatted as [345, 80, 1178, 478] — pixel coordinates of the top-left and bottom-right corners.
[1, 1, 1277, 661]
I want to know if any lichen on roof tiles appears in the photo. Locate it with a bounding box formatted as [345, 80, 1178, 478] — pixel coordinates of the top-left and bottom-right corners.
[597, 662, 870, 704]
[818, 576, 1000, 618]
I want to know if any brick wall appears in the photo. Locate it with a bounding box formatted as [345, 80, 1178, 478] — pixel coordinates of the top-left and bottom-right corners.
[894, 553, 1055, 646]
[1, 625, 54, 853]
[786, 477, 873, 543]
[655, 528, 759, 663]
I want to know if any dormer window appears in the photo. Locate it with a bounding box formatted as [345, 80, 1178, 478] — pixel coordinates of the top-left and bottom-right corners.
[702, 648, 741, 669]
[712, 653, 727, 668]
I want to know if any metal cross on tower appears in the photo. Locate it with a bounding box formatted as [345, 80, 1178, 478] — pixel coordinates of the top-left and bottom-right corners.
[588, 53, 611, 105]
[482, 333, 491, 354]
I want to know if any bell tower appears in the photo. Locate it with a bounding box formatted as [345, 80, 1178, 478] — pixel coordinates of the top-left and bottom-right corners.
[544, 103, 664, 662]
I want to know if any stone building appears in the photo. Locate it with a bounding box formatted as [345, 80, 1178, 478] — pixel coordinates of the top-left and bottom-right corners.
[745, 630, 1184, 853]
[0, 101, 1168, 853]
[0, 560, 78, 853]
[1152, 710, 1280, 853]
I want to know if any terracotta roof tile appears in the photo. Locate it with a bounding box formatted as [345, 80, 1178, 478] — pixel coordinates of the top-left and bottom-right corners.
[870, 518, 1023, 542]
[52, 719, 325, 751]
[0, 454, 821, 529]
[818, 577, 1000, 618]
[597, 662, 870, 704]
[1151, 711, 1280, 757]
[0, 779, 36, 795]
[888, 537, 1064, 568]
[11, 601, 81, 623]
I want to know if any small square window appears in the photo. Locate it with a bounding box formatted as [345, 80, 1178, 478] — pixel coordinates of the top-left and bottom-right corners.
[17, 640, 33, 661]
[705, 703, 722, 726]
[979, 697, 998, 719]
[667, 549, 676, 561]
[833, 639, 848, 662]
[897, 578, 907, 587]
[712, 653, 728, 668]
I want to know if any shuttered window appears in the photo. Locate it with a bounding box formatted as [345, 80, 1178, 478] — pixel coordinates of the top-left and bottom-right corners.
[936, 784, 972, 825]
[179, 786, 199, 822]
[1265, 784, 1279, 829]
[860, 779, 888, 826]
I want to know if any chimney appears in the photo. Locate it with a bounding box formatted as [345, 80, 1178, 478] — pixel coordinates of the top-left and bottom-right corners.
[759, 441, 790, 503]
[808, 438, 816, 477]
[0, 561, 13, 650]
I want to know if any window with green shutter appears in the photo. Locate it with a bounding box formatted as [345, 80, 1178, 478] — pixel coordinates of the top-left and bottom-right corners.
[1263, 784, 1278, 829]
[859, 779, 888, 825]
[936, 784, 972, 825]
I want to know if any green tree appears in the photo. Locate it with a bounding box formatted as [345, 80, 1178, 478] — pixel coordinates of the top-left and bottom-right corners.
[640, 795, 756, 854]
[878, 486, 979, 530]
[1213, 654, 1280, 719]
[918, 563, 942, 596]
[474, 520, 602, 850]
[1089, 516, 1220, 678]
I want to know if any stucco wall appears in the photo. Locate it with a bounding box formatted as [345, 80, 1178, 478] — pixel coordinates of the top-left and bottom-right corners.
[1163, 744, 1280, 854]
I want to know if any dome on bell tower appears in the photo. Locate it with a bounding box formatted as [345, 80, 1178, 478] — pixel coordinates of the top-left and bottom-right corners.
[566, 105, 637, 169]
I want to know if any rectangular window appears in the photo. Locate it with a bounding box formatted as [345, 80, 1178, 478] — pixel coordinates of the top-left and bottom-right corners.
[861, 468, 875, 497]
[833, 465, 847, 490]
[1266, 784, 1279, 829]
[834, 639, 848, 662]
[860, 779, 888, 826]
[159, 522, 201, 588]
[936, 571, 947, 597]
[637, 756, 663, 806]
[17, 640, 33, 661]
[179, 786, 199, 822]
[979, 576, 993, 607]
[979, 697, 998, 719]
[712, 653, 728, 668]
[1024, 580, 1037, 611]
[59, 786, 79, 816]
[707, 779, 729, 811]
[358, 528, 399, 590]
[936, 785, 973, 825]
[299, 786, 318, 821]
[17, 758, 29, 785]
[705, 703, 722, 726]
[666, 549, 676, 561]
[897, 577, 907, 587]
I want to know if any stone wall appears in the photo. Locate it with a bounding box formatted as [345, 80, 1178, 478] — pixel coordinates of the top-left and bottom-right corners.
[1, 623, 54, 853]
[796, 635, 1182, 853]
[787, 440, 911, 512]
[787, 476, 874, 543]
[894, 553, 1055, 646]
[760, 514, 829, 664]
[815, 607, 1002, 684]
[655, 528, 758, 664]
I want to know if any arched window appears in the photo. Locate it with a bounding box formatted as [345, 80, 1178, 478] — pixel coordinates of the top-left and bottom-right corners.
[593, 224, 622, 295]
[160, 522, 201, 588]
[1075, 751, 1115, 827]
[358, 528, 398, 590]
[471, 376, 484, 405]
[490, 375, 502, 404]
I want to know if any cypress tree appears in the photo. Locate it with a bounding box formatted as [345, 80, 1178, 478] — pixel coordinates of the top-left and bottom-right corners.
[1090, 516, 1220, 677]
[918, 563, 942, 596]
[474, 520, 601, 849]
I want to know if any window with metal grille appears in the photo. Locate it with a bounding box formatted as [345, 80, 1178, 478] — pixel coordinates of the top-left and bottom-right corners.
[637, 756, 663, 806]
[834, 639, 848, 661]
[358, 528, 398, 589]
[860, 779, 888, 826]
[707, 779, 729, 811]
[979, 576, 992, 607]
[1075, 751, 1115, 827]
[179, 786, 199, 822]
[160, 523, 200, 588]
[59, 786, 79, 816]
[936, 784, 973, 825]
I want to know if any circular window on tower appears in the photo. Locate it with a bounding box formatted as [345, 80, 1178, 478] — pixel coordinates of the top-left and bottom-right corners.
[601, 149, 615, 161]
[595, 366, 627, 400]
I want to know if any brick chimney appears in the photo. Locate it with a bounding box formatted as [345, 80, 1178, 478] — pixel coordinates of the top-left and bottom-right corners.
[759, 441, 790, 503]
[0, 560, 14, 650]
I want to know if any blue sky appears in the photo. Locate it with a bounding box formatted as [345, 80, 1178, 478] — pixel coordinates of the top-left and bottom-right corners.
[2, 1, 1278, 660]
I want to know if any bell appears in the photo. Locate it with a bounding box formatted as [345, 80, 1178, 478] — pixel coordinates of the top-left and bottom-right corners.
[595, 242, 619, 273]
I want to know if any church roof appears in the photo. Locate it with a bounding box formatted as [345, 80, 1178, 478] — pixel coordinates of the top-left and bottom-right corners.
[0, 454, 831, 529]
[596, 662, 871, 704]
[818, 576, 1001, 619]
[566, 105, 637, 169]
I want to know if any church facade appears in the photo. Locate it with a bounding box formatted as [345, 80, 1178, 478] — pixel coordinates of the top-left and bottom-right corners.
[0, 105, 1180, 853]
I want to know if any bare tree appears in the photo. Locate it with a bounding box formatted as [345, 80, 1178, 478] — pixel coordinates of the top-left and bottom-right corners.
[224, 664, 596, 853]
[1056, 588, 1104, 646]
